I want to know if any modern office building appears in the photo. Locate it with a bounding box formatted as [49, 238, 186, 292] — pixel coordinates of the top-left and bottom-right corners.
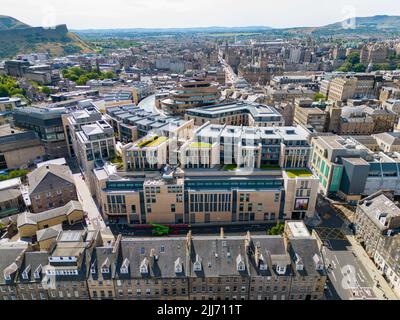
[105, 105, 194, 143]
[94, 162, 318, 226]
[185, 102, 284, 127]
[61, 102, 105, 158]
[13, 107, 69, 159]
[121, 134, 169, 171]
[75, 120, 116, 174]
[0, 130, 45, 170]
[311, 134, 400, 201]
[161, 79, 221, 116]
[0, 97, 23, 125]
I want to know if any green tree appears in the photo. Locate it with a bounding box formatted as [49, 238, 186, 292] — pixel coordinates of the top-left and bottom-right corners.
[346, 52, 360, 65]
[353, 63, 366, 72]
[373, 63, 391, 71]
[267, 222, 285, 235]
[314, 93, 326, 102]
[40, 86, 51, 96]
[338, 62, 352, 72]
[76, 75, 89, 85]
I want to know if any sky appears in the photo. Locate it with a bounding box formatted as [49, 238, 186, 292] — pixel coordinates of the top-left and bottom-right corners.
[1, 0, 400, 30]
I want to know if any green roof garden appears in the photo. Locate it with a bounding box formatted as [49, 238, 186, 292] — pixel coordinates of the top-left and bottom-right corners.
[135, 136, 168, 148]
[223, 164, 238, 171]
[146, 136, 168, 147]
[190, 142, 212, 148]
[285, 169, 313, 178]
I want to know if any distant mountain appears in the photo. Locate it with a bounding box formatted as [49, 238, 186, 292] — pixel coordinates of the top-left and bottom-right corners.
[323, 15, 400, 29]
[75, 25, 273, 36]
[0, 15, 29, 30]
[286, 15, 400, 36]
[0, 16, 94, 59]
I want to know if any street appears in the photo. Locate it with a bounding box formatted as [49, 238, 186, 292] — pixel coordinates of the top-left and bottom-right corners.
[73, 173, 106, 231]
[313, 195, 397, 300]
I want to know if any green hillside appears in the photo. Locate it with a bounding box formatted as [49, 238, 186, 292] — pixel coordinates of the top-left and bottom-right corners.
[0, 15, 29, 30]
[0, 16, 94, 59]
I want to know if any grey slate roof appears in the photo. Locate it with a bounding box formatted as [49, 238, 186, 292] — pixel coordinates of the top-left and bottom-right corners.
[17, 251, 49, 283]
[27, 164, 74, 195]
[116, 237, 188, 279]
[287, 237, 326, 277]
[36, 224, 63, 242]
[0, 243, 28, 284]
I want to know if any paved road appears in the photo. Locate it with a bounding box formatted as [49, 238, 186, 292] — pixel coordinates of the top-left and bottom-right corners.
[219, 50, 238, 84]
[73, 173, 106, 231]
[314, 195, 397, 300]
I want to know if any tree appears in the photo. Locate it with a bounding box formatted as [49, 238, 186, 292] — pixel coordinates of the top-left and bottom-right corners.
[76, 75, 89, 86]
[40, 86, 51, 96]
[353, 63, 367, 72]
[373, 63, 391, 71]
[267, 222, 285, 235]
[346, 52, 360, 65]
[314, 93, 326, 102]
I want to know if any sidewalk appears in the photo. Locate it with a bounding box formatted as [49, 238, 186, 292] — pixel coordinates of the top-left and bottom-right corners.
[346, 234, 399, 300]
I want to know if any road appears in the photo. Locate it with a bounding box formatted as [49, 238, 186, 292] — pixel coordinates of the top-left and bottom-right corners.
[314, 195, 397, 300]
[137, 94, 167, 117]
[73, 173, 106, 231]
[218, 49, 238, 84]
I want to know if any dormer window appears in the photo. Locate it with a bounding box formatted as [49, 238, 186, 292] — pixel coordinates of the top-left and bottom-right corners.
[4, 274, 11, 281]
[295, 253, 303, 271]
[140, 258, 149, 274]
[101, 257, 110, 274]
[193, 254, 202, 272]
[34, 265, 42, 279]
[236, 254, 246, 272]
[22, 272, 29, 280]
[90, 264, 97, 274]
[260, 263, 267, 271]
[259, 254, 267, 271]
[313, 254, 324, 271]
[121, 258, 130, 274]
[276, 264, 286, 275]
[101, 267, 109, 274]
[175, 258, 183, 274]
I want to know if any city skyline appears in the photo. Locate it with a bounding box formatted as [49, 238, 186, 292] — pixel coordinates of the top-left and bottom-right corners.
[1, 0, 400, 30]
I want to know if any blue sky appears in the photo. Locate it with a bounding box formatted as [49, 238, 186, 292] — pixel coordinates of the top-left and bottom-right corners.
[2, 0, 400, 29]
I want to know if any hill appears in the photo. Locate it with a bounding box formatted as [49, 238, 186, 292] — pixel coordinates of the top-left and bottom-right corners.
[285, 15, 400, 36]
[0, 15, 29, 30]
[0, 16, 94, 59]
